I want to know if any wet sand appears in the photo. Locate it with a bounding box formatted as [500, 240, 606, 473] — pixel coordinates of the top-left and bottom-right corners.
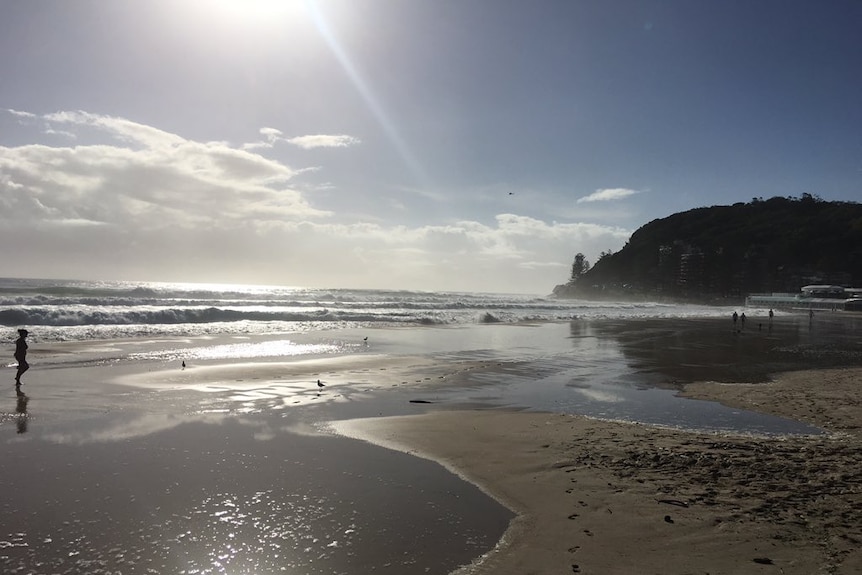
[338, 373, 862, 574]
[1, 344, 514, 574]
[3, 313, 861, 574]
[338, 315, 862, 574]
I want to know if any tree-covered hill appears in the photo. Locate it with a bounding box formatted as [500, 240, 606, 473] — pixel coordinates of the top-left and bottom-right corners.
[555, 195, 862, 302]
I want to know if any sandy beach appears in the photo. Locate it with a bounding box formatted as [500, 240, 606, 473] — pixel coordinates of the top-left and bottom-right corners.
[3, 314, 861, 574]
[339, 367, 861, 574]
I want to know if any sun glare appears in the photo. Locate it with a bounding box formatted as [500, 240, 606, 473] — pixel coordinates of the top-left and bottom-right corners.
[212, 0, 303, 24]
[170, 0, 317, 48]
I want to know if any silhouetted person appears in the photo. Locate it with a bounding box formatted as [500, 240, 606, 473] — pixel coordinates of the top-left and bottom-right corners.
[732, 311, 738, 327]
[740, 312, 746, 328]
[14, 329, 29, 386]
[15, 386, 28, 434]
[768, 309, 774, 322]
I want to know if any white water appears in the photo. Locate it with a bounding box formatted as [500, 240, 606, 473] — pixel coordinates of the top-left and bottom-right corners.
[1, 277, 738, 343]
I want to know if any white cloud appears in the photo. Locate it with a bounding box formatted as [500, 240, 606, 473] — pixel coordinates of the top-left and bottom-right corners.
[7, 108, 36, 118]
[44, 127, 76, 139]
[241, 130, 360, 152]
[242, 126, 285, 150]
[0, 110, 632, 293]
[577, 187, 640, 203]
[287, 134, 360, 149]
[259, 127, 283, 139]
[1, 112, 323, 234]
[44, 110, 186, 149]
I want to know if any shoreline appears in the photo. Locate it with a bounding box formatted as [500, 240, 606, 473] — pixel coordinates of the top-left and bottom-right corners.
[5, 316, 861, 573]
[336, 367, 862, 574]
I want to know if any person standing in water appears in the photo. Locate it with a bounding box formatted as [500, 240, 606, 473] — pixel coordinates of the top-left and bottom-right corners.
[14, 329, 29, 386]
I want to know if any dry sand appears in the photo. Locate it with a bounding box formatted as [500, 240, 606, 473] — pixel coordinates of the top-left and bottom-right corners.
[337, 368, 862, 575]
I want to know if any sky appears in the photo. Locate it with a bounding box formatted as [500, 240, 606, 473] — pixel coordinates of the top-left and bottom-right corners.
[1, 0, 860, 294]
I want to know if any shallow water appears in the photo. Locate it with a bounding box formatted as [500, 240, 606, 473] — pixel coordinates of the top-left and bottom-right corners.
[3, 314, 860, 574]
[0, 412, 511, 575]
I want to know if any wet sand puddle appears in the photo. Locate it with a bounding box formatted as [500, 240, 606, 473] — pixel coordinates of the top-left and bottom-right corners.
[0, 413, 511, 575]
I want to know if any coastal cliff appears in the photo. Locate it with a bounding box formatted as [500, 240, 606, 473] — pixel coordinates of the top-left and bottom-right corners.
[555, 195, 862, 301]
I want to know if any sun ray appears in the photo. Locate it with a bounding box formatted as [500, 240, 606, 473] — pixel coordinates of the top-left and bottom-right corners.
[306, 1, 429, 188]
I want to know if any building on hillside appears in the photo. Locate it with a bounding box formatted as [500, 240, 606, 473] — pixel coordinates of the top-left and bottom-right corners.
[747, 285, 862, 311]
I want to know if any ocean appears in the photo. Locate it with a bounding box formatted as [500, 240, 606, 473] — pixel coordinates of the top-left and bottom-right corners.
[5, 275, 856, 436]
[1, 276, 734, 343]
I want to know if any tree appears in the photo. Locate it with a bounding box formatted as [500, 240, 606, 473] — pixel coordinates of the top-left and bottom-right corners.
[569, 253, 590, 285]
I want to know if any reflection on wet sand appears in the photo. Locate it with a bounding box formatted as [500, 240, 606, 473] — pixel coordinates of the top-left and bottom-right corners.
[16, 386, 28, 434]
[418, 316, 860, 434]
[592, 313, 862, 384]
[2, 315, 860, 574]
[0, 416, 511, 575]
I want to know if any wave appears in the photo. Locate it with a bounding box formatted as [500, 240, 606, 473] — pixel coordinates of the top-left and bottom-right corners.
[0, 303, 732, 328]
[0, 306, 450, 327]
[0, 278, 738, 343]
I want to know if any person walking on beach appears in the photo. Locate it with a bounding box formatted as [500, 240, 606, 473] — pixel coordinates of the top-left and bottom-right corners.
[14, 329, 29, 386]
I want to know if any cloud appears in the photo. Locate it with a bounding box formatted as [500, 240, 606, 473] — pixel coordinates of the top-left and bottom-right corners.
[242, 126, 285, 150]
[577, 187, 641, 203]
[0, 110, 632, 293]
[240, 215, 631, 292]
[44, 110, 187, 149]
[7, 108, 36, 118]
[287, 134, 360, 149]
[259, 127, 283, 139]
[1, 111, 325, 235]
[44, 127, 76, 139]
[242, 130, 360, 152]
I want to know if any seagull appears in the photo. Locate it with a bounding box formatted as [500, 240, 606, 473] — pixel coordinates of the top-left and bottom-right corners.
[181, 361, 186, 370]
[363, 336, 368, 344]
[317, 379, 325, 389]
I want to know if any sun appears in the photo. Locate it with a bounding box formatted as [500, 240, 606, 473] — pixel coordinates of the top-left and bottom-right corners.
[211, 0, 303, 24]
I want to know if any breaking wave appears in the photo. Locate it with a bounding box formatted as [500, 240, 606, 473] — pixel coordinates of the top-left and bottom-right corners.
[0, 277, 735, 342]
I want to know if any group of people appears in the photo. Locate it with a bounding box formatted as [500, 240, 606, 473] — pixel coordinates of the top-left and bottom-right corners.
[732, 309, 775, 331]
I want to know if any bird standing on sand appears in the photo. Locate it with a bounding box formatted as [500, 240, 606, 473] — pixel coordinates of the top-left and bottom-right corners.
[317, 379, 325, 389]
